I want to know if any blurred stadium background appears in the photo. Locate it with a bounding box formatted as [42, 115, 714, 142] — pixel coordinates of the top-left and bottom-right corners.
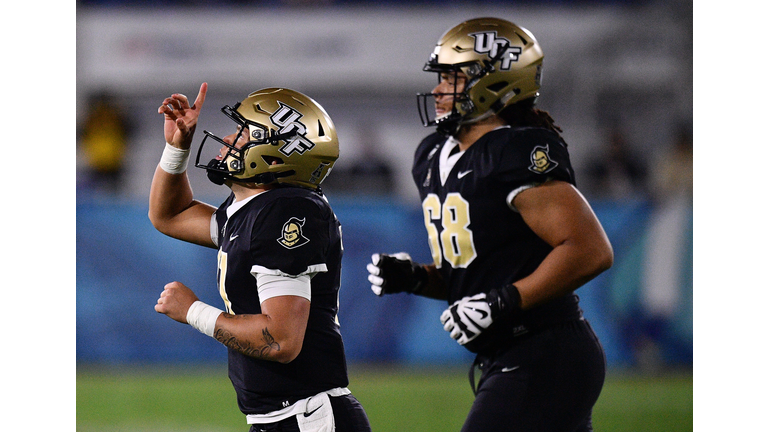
[75, 0, 693, 430]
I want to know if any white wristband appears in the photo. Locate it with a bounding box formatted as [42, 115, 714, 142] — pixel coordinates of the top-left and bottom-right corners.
[159, 143, 191, 174]
[186, 300, 223, 337]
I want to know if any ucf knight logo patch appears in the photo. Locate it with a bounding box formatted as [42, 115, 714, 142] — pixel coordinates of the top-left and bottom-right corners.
[528, 144, 558, 174]
[277, 217, 310, 249]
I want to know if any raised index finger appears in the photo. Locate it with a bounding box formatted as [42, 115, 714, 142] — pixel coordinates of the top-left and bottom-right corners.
[192, 82, 208, 110]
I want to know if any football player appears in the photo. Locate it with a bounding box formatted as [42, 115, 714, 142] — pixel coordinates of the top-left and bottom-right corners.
[150, 83, 371, 432]
[368, 18, 613, 432]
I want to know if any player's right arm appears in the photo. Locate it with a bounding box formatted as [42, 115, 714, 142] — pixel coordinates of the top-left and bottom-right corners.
[418, 263, 448, 300]
[148, 83, 217, 248]
[367, 253, 448, 300]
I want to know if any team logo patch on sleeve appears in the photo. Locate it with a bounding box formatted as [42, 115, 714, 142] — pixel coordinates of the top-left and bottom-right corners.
[528, 144, 559, 174]
[277, 217, 310, 249]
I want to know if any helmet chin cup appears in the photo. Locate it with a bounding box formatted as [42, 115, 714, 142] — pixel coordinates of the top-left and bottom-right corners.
[205, 159, 228, 185]
[436, 117, 461, 136]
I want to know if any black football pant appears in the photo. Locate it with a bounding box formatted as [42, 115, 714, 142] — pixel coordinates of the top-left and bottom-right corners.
[461, 319, 606, 432]
[248, 394, 371, 432]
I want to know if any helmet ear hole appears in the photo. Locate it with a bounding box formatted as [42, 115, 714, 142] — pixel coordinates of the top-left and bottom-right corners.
[317, 120, 325, 137]
[514, 31, 530, 46]
[263, 155, 284, 166]
[487, 81, 508, 93]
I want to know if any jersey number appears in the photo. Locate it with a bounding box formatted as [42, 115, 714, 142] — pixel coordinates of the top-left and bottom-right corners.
[422, 193, 477, 268]
[217, 250, 234, 314]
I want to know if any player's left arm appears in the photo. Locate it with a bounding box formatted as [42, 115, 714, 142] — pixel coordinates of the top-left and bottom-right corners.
[155, 280, 310, 364]
[214, 295, 310, 364]
[512, 179, 613, 309]
[440, 180, 613, 345]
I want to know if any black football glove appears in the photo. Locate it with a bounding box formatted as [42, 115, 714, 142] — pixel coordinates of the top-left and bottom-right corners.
[367, 253, 428, 296]
[440, 284, 521, 345]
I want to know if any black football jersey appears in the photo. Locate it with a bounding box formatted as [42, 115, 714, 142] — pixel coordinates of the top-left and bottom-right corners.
[412, 126, 584, 353]
[212, 186, 349, 414]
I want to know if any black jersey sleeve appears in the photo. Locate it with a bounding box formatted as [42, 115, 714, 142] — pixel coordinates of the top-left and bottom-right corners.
[491, 127, 576, 188]
[248, 195, 331, 277]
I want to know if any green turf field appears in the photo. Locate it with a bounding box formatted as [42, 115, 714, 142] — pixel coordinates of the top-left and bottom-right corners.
[76, 364, 692, 431]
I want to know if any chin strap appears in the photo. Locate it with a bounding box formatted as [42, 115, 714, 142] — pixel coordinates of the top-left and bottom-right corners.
[436, 118, 461, 137]
[204, 158, 295, 187]
[205, 159, 228, 185]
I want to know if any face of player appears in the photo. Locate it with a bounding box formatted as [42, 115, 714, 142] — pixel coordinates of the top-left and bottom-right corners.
[433, 71, 467, 120]
[218, 125, 251, 160]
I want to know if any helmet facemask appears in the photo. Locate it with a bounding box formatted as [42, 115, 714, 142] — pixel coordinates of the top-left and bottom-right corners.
[417, 43, 510, 136]
[194, 103, 297, 186]
[418, 65, 470, 136]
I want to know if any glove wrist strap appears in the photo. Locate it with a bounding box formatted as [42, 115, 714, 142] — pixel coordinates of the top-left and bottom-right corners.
[489, 284, 522, 320]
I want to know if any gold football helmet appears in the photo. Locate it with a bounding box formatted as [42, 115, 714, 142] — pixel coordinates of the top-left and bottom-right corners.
[417, 17, 544, 135]
[195, 88, 339, 190]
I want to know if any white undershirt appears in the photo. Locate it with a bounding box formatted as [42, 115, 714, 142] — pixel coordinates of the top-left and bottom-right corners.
[506, 184, 536, 213]
[438, 136, 464, 186]
[254, 272, 312, 302]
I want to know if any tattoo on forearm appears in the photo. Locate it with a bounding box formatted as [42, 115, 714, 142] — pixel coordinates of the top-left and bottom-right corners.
[257, 328, 281, 357]
[213, 316, 281, 359]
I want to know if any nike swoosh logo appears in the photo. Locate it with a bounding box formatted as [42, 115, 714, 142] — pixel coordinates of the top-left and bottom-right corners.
[229, 234, 239, 241]
[468, 306, 489, 320]
[304, 404, 322, 417]
[457, 170, 473, 179]
[501, 366, 520, 373]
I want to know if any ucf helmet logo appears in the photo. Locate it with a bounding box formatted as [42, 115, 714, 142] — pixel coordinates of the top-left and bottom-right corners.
[528, 144, 558, 174]
[270, 102, 316, 157]
[277, 217, 310, 249]
[469, 31, 522, 71]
